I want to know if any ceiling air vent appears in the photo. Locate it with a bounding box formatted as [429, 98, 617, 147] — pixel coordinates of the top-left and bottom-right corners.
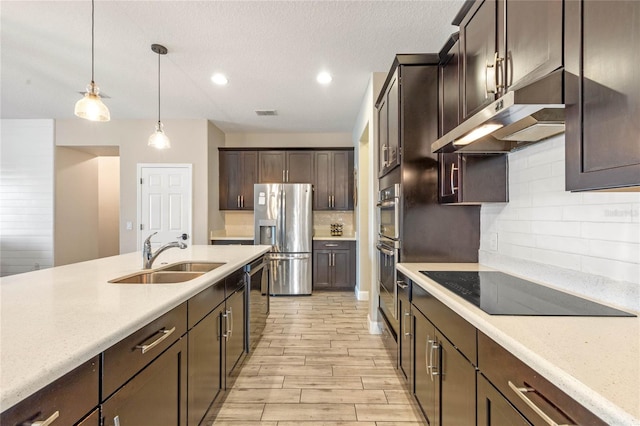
[255, 109, 277, 116]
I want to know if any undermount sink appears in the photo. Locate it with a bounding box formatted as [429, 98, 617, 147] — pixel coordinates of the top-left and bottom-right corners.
[158, 261, 226, 273]
[109, 262, 226, 284]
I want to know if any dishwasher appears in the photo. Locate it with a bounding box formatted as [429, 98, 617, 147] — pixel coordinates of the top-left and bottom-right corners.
[244, 256, 269, 352]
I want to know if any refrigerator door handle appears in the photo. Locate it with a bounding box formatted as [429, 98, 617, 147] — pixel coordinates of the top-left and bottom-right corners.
[280, 189, 286, 248]
[268, 253, 311, 260]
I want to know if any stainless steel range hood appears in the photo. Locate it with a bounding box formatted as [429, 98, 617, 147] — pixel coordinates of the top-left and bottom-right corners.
[432, 70, 565, 153]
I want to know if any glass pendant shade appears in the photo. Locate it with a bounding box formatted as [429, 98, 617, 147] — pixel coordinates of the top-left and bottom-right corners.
[148, 121, 171, 149]
[75, 82, 110, 122]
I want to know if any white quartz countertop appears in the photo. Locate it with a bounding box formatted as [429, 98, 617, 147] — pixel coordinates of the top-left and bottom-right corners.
[0, 245, 270, 412]
[397, 263, 640, 426]
[312, 234, 357, 241]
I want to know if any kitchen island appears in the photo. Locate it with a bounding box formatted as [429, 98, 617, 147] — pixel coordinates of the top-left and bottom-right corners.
[398, 263, 640, 426]
[0, 244, 270, 414]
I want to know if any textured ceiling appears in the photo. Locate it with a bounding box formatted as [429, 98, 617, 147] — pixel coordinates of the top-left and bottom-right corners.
[1, 1, 463, 133]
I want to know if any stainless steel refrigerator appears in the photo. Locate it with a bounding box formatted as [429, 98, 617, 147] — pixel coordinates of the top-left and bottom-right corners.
[254, 183, 313, 295]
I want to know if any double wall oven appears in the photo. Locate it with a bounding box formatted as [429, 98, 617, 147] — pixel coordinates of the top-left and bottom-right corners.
[376, 184, 400, 335]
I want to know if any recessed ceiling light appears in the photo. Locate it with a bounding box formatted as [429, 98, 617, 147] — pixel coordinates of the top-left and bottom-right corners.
[317, 71, 332, 85]
[211, 73, 228, 85]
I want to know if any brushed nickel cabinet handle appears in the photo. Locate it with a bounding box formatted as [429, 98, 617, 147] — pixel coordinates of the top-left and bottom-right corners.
[397, 280, 408, 289]
[450, 163, 459, 193]
[508, 381, 574, 426]
[136, 326, 176, 354]
[429, 340, 439, 378]
[31, 411, 59, 426]
[325, 243, 339, 247]
[426, 336, 433, 379]
[237, 195, 240, 208]
[286, 170, 289, 182]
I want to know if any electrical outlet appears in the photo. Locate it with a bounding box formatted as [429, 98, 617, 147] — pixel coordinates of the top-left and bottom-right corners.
[489, 233, 498, 251]
[126, 221, 133, 231]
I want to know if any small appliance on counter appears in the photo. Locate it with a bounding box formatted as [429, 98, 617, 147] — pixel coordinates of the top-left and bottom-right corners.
[254, 183, 313, 295]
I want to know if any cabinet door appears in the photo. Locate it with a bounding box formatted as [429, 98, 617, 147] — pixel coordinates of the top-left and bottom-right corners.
[313, 250, 332, 289]
[240, 151, 258, 210]
[377, 97, 388, 177]
[413, 310, 437, 424]
[565, 0, 640, 190]
[331, 250, 352, 288]
[440, 38, 461, 136]
[461, 0, 498, 119]
[386, 72, 400, 172]
[332, 151, 354, 210]
[78, 409, 100, 426]
[438, 331, 476, 425]
[477, 374, 531, 426]
[259, 151, 286, 183]
[188, 304, 224, 426]
[313, 151, 332, 210]
[287, 151, 314, 183]
[398, 284, 411, 384]
[505, 0, 562, 91]
[219, 151, 242, 210]
[102, 338, 188, 426]
[225, 288, 246, 380]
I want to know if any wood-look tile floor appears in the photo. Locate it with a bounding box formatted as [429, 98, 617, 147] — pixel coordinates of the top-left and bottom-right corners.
[206, 291, 426, 425]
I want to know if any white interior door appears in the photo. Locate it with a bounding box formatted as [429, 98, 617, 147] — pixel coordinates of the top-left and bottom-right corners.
[138, 164, 192, 250]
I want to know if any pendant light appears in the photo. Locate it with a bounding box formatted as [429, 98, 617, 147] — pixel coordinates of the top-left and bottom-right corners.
[74, 0, 110, 122]
[148, 44, 170, 149]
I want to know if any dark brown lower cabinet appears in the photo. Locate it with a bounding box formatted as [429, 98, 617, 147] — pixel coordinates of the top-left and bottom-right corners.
[313, 240, 356, 290]
[78, 409, 100, 426]
[188, 303, 224, 426]
[0, 357, 99, 426]
[102, 338, 188, 426]
[477, 373, 531, 426]
[413, 293, 476, 425]
[225, 287, 246, 379]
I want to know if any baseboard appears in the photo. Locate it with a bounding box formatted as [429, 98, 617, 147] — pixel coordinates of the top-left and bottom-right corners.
[355, 288, 369, 301]
[368, 313, 382, 334]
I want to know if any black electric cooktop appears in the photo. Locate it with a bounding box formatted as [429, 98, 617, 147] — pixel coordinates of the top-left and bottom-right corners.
[420, 271, 635, 317]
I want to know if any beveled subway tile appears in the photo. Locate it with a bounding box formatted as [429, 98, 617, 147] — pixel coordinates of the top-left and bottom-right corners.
[258, 365, 333, 376]
[304, 355, 375, 366]
[261, 403, 357, 421]
[383, 390, 415, 404]
[232, 375, 285, 389]
[355, 404, 424, 422]
[300, 389, 387, 404]
[225, 388, 301, 403]
[213, 403, 265, 421]
[244, 355, 306, 365]
[333, 366, 398, 377]
[361, 376, 406, 390]
[282, 376, 363, 390]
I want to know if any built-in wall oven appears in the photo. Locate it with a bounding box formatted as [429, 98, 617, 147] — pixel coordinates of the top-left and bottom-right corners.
[377, 184, 400, 336]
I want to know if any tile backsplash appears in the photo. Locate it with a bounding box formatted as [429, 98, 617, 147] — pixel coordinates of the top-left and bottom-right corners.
[479, 135, 640, 311]
[221, 210, 355, 237]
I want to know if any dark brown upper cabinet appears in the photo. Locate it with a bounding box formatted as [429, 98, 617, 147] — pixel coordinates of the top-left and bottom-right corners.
[377, 70, 400, 178]
[439, 33, 461, 137]
[565, 0, 640, 191]
[259, 150, 313, 183]
[438, 153, 508, 204]
[219, 150, 258, 210]
[313, 150, 354, 211]
[459, 0, 563, 120]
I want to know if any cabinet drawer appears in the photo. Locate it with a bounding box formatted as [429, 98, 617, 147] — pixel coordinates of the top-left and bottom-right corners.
[188, 278, 225, 329]
[1, 356, 99, 426]
[412, 283, 477, 365]
[225, 268, 245, 296]
[102, 302, 187, 399]
[313, 240, 352, 250]
[478, 332, 606, 425]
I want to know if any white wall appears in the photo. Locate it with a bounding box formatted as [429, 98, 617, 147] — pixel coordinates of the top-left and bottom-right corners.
[351, 73, 387, 324]
[207, 121, 225, 235]
[55, 119, 212, 254]
[0, 119, 54, 276]
[225, 132, 351, 148]
[98, 156, 120, 258]
[480, 135, 640, 311]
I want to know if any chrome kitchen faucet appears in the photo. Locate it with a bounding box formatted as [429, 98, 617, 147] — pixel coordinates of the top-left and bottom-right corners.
[142, 232, 187, 269]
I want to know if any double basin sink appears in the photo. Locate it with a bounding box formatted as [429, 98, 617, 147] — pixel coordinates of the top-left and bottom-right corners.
[109, 261, 226, 284]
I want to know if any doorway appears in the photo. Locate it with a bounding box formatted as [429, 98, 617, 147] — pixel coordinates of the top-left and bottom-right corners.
[137, 164, 193, 250]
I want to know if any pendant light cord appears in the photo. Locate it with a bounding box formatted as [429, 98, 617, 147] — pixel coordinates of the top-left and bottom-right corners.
[91, 0, 95, 84]
[157, 51, 161, 125]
